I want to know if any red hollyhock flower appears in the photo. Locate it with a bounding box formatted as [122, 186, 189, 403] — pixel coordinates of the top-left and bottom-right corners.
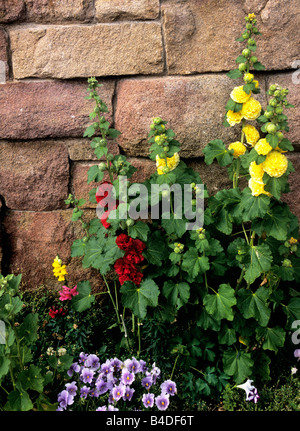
[96, 181, 113, 208]
[49, 306, 66, 318]
[114, 234, 146, 286]
[116, 233, 134, 250]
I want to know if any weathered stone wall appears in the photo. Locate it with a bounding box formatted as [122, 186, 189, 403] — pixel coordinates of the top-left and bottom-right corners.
[0, 0, 299, 289]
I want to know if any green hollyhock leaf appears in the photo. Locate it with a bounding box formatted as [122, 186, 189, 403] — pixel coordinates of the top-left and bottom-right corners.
[203, 284, 236, 321]
[163, 281, 190, 310]
[7, 389, 33, 411]
[161, 214, 187, 238]
[244, 243, 272, 285]
[71, 280, 95, 312]
[71, 238, 87, 257]
[240, 187, 270, 221]
[223, 349, 254, 384]
[18, 365, 44, 393]
[252, 61, 265, 71]
[82, 236, 105, 269]
[196, 308, 221, 331]
[87, 165, 104, 184]
[263, 173, 288, 200]
[144, 231, 168, 266]
[0, 356, 10, 380]
[182, 248, 210, 279]
[203, 139, 234, 167]
[218, 324, 237, 345]
[128, 221, 150, 242]
[120, 278, 160, 319]
[17, 313, 39, 344]
[283, 297, 300, 322]
[237, 286, 271, 326]
[252, 203, 292, 241]
[227, 69, 243, 79]
[255, 326, 285, 353]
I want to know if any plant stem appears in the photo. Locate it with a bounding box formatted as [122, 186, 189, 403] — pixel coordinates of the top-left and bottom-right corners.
[170, 355, 179, 380]
[137, 318, 141, 358]
[103, 275, 120, 326]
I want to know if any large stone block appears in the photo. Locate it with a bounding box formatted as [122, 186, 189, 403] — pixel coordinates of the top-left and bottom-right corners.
[0, 0, 25, 22]
[161, 0, 300, 74]
[115, 75, 267, 158]
[95, 0, 159, 22]
[0, 80, 115, 139]
[9, 22, 164, 79]
[3, 209, 104, 289]
[0, 140, 69, 211]
[282, 153, 300, 225]
[24, 0, 93, 22]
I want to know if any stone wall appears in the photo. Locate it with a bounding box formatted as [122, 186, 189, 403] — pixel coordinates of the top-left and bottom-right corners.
[0, 0, 299, 289]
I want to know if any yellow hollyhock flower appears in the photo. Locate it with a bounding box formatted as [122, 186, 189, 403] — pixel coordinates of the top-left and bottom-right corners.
[226, 109, 243, 126]
[228, 141, 247, 158]
[248, 178, 271, 197]
[243, 124, 260, 146]
[241, 97, 261, 121]
[230, 86, 252, 104]
[254, 138, 272, 156]
[262, 150, 288, 178]
[248, 13, 256, 20]
[156, 153, 180, 175]
[249, 161, 264, 183]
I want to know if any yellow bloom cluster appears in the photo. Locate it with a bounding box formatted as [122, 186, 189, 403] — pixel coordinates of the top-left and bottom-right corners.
[254, 138, 272, 155]
[226, 92, 261, 126]
[230, 86, 251, 104]
[228, 141, 247, 158]
[52, 256, 68, 282]
[156, 153, 180, 175]
[262, 150, 288, 178]
[243, 124, 260, 146]
[248, 150, 288, 196]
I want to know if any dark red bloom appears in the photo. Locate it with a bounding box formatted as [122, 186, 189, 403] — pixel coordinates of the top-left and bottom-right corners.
[116, 234, 134, 250]
[49, 306, 66, 318]
[114, 234, 146, 286]
[96, 181, 113, 208]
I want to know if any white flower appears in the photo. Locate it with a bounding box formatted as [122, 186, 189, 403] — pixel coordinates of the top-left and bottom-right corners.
[58, 347, 67, 357]
[291, 367, 298, 375]
[236, 379, 255, 400]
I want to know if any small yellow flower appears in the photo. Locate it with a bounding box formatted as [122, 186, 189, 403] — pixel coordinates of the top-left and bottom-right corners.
[230, 86, 252, 104]
[52, 256, 68, 281]
[249, 178, 271, 197]
[156, 153, 180, 175]
[249, 161, 264, 182]
[289, 237, 298, 244]
[254, 138, 272, 156]
[226, 109, 243, 127]
[228, 141, 247, 158]
[253, 80, 259, 88]
[243, 124, 260, 146]
[248, 13, 256, 21]
[241, 97, 262, 121]
[262, 150, 288, 178]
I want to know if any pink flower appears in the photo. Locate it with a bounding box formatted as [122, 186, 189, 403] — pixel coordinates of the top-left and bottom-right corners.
[59, 285, 79, 301]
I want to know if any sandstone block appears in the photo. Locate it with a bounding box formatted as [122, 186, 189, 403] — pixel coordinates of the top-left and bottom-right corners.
[0, 140, 69, 211]
[3, 209, 104, 290]
[24, 0, 93, 22]
[10, 23, 163, 79]
[67, 138, 119, 161]
[282, 153, 300, 224]
[161, 0, 300, 74]
[0, 0, 25, 22]
[0, 80, 114, 139]
[115, 75, 267, 158]
[95, 0, 159, 22]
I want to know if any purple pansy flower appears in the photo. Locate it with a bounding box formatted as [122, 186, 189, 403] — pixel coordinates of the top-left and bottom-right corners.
[121, 369, 135, 386]
[96, 378, 108, 395]
[96, 406, 107, 411]
[155, 394, 169, 411]
[101, 359, 114, 375]
[141, 375, 153, 389]
[80, 385, 90, 398]
[124, 357, 140, 374]
[112, 384, 126, 401]
[80, 367, 94, 384]
[85, 354, 100, 371]
[65, 381, 77, 397]
[110, 357, 122, 372]
[67, 362, 80, 377]
[142, 393, 155, 408]
[57, 390, 74, 410]
[123, 386, 135, 402]
[160, 380, 177, 396]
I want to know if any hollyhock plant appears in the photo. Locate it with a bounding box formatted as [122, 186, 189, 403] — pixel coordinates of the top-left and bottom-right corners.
[56, 354, 177, 411]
